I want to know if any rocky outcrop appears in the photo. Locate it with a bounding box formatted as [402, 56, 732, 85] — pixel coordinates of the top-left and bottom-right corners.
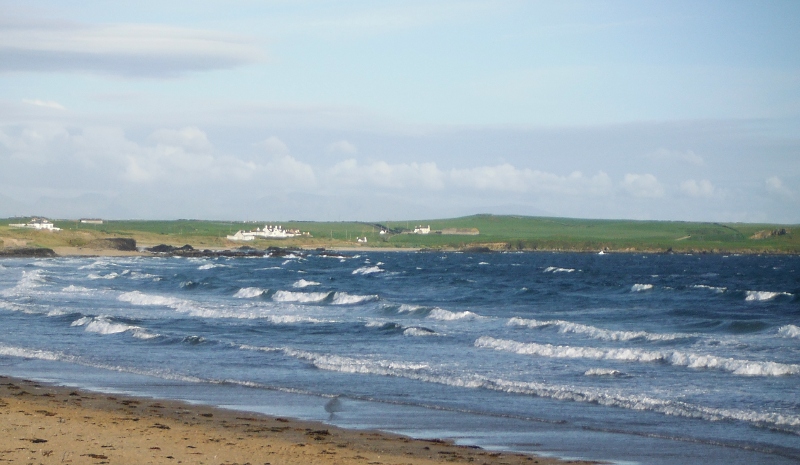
[751, 228, 790, 240]
[145, 244, 267, 258]
[0, 247, 57, 258]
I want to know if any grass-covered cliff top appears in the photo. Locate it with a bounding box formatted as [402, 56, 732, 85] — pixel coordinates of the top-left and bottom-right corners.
[1, 214, 797, 254]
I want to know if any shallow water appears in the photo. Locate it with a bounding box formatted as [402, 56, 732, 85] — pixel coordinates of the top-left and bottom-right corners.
[1, 251, 798, 464]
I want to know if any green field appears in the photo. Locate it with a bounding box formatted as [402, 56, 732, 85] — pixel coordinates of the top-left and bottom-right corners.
[1, 215, 798, 254]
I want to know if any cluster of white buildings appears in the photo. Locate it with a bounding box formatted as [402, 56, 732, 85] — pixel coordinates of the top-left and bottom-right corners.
[414, 225, 431, 234]
[226, 225, 308, 241]
[8, 218, 62, 231]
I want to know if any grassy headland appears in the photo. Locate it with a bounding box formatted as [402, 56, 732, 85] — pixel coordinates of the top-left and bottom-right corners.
[1, 214, 797, 254]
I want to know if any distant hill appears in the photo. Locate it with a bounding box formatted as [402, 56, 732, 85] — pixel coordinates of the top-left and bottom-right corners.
[1, 215, 798, 254]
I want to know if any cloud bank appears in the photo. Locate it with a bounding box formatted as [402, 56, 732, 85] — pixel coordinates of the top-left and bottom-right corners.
[0, 20, 263, 77]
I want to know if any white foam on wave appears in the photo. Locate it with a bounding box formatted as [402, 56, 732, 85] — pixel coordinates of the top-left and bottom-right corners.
[0, 344, 69, 362]
[507, 317, 686, 342]
[778, 324, 800, 338]
[119, 290, 327, 321]
[427, 308, 481, 321]
[233, 287, 267, 299]
[260, 345, 800, 431]
[745, 290, 793, 302]
[584, 368, 625, 376]
[0, 269, 46, 297]
[397, 304, 426, 313]
[0, 343, 208, 385]
[475, 336, 800, 377]
[293, 279, 320, 288]
[88, 272, 122, 280]
[62, 285, 93, 293]
[129, 271, 159, 280]
[631, 283, 653, 292]
[119, 290, 186, 308]
[352, 266, 384, 275]
[691, 284, 726, 293]
[331, 292, 378, 305]
[272, 290, 330, 303]
[198, 263, 216, 270]
[70, 315, 157, 339]
[544, 266, 575, 273]
[403, 327, 437, 337]
[265, 315, 324, 324]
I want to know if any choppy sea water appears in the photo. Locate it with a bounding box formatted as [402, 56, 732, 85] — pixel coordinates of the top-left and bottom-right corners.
[0, 251, 798, 464]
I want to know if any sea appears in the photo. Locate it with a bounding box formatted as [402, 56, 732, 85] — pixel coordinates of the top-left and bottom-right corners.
[0, 250, 798, 464]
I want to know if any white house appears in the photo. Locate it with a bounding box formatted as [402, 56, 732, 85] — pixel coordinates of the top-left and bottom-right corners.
[225, 230, 255, 241]
[357, 237, 368, 243]
[226, 224, 307, 241]
[413, 225, 431, 234]
[9, 218, 62, 231]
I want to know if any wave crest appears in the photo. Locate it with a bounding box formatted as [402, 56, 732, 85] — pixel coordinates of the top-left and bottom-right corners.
[475, 336, 800, 377]
[508, 317, 686, 342]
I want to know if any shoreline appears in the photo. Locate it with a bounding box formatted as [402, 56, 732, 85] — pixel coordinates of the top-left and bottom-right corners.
[0, 375, 596, 465]
[0, 244, 796, 258]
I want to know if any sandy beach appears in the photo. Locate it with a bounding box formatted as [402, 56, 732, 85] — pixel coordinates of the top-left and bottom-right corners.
[0, 377, 595, 465]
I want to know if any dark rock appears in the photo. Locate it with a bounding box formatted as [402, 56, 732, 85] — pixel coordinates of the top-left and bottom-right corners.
[0, 247, 57, 258]
[145, 243, 265, 258]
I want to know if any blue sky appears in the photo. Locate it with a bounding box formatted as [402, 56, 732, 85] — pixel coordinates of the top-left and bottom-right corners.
[1, 0, 798, 222]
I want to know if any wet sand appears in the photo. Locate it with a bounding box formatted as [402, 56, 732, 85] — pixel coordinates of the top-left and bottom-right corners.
[0, 376, 595, 465]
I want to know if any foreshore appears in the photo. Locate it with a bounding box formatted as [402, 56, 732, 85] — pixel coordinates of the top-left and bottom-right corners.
[0, 376, 595, 465]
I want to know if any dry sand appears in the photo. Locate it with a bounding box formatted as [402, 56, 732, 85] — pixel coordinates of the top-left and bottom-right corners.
[0, 377, 595, 465]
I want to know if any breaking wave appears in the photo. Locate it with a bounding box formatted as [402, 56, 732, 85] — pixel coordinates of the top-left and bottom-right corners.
[745, 291, 793, 302]
[631, 283, 653, 292]
[691, 284, 727, 293]
[584, 368, 626, 377]
[71, 316, 157, 339]
[118, 290, 186, 308]
[331, 292, 378, 305]
[272, 290, 330, 303]
[0, 269, 46, 297]
[258, 346, 800, 432]
[403, 327, 438, 337]
[428, 308, 481, 321]
[62, 285, 93, 293]
[352, 266, 384, 275]
[475, 336, 800, 377]
[508, 317, 687, 342]
[293, 279, 320, 288]
[544, 266, 575, 273]
[778, 324, 800, 339]
[233, 287, 267, 299]
[88, 272, 120, 280]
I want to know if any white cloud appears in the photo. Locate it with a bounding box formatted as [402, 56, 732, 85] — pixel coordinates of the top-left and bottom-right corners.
[22, 99, 65, 110]
[327, 139, 358, 154]
[150, 127, 213, 153]
[648, 148, 705, 166]
[621, 173, 664, 198]
[450, 164, 612, 195]
[263, 153, 317, 187]
[680, 179, 715, 198]
[0, 20, 264, 77]
[328, 159, 444, 189]
[765, 176, 792, 197]
[255, 136, 290, 156]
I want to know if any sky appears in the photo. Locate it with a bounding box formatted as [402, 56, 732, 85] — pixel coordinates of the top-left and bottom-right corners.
[1, 0, 798, 223]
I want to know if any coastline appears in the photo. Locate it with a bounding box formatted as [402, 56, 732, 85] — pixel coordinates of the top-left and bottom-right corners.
[0, 376, 595, 465]
[0, 244, 795, 258]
